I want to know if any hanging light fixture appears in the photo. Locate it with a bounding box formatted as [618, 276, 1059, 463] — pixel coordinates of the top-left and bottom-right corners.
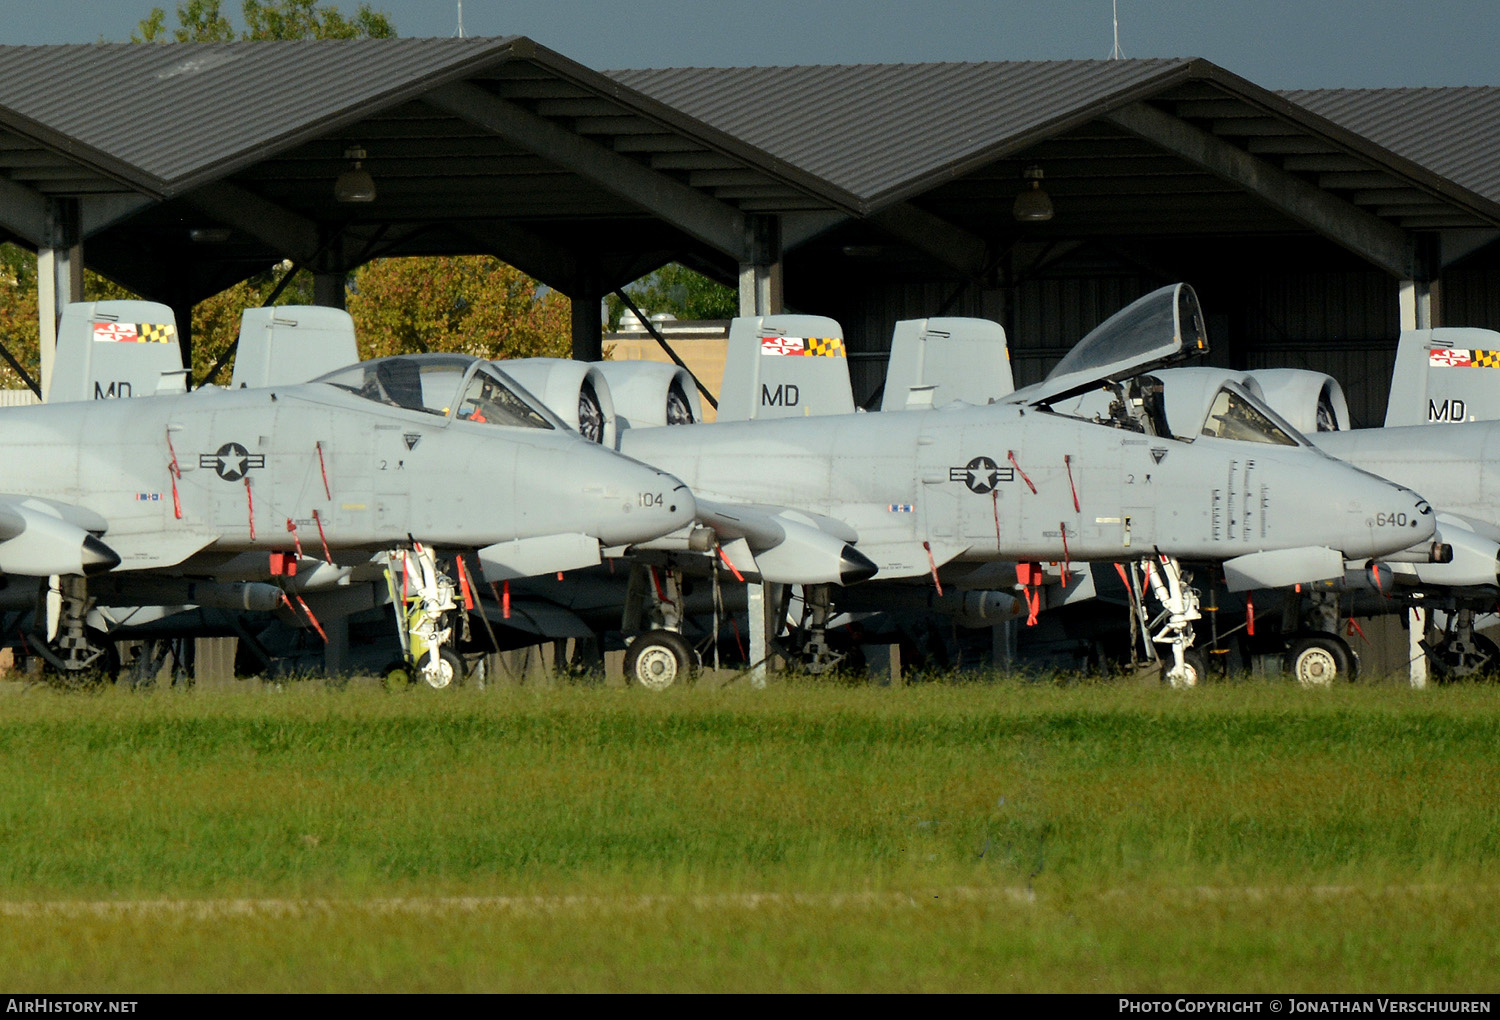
[1012, 164, 1054, 222]
[335, 145, 376, 203]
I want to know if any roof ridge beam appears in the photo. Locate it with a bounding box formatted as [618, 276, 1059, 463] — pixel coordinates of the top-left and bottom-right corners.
[1104, 101, 1416, 278]
[0, 176, 48, 246]
[868, 203, 989, 279]
[426, 82, 747, 260]
[184, 182, 321, 263]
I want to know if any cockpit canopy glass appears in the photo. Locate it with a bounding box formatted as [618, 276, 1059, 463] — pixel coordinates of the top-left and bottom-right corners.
[455, 367, 554, 429]
[1045, 283, 1208, 384]
[314, 355, 554, 429]
[1199, 384, 1299, 446]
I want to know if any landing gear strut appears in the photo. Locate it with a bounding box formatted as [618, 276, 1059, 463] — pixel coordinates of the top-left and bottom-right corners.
[786, 584, 845, 674]
[622, 563, 698, 689]
[1423, 607, 1499, 681]
[1144, 555, 1204, 687]
[385, 544, 464, 689]
[37, 575, 118, 687]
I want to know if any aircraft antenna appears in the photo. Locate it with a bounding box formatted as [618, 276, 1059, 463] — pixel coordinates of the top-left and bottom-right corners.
[455, 1, 465, 38]
[1109, 0, 1125, 59]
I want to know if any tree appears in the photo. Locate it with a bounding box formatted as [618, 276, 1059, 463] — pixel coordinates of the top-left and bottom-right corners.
[0, 245, 40, 391]
[348, 256, 572, 362]
[134, 0, 394, 43]
[605, 263, 737, 329]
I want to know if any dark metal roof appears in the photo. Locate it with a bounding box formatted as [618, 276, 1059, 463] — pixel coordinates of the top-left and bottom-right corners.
[613, 59, 1500, 236]
[0, 37, 850, 301]
[1283, 87, 1500, 206]
[0, 37, 521, 196]
[612, 59, 1195, 208]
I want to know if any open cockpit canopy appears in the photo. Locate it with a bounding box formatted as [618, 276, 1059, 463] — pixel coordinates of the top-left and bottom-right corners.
[1009, 283, 1209, 408]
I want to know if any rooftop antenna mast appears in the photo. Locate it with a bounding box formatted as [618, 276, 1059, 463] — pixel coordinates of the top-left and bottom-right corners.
[455, 1, 465, 38]
[1109, 0, 1125, 59]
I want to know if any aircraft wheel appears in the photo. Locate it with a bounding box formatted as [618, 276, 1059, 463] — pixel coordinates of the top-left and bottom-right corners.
[1160, 649, 1207, 688]
[413, 648, 466, 690]
[625, 631, 696, 691]
[1284, 633, 1356, 686]
[1430, 633, 1500, 682]
[381, 660, 414, 692]
[42, 629, 121, 691]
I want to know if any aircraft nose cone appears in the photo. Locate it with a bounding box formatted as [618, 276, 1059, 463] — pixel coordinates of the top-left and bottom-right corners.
[606, 465, 697, 546]
[1348, 477, 1435, 557]
[839, 544, 879, 585]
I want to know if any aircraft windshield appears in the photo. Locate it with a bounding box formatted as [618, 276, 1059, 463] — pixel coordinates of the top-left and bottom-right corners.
[315, 355, 473, 418]
[455, 366, 554, 430]
[1200, 385, 1299, 446]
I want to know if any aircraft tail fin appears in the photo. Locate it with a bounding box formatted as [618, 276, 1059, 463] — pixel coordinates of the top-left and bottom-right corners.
[715, 314, 853, 421]
[47, 301, 185, 404]
[230, 306, 359, 389]
[881, 317, 1013, 411]
[1384, 327, 1500, 426]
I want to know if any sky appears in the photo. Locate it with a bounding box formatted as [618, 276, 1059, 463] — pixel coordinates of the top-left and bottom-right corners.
[2, 1, 1497, 89]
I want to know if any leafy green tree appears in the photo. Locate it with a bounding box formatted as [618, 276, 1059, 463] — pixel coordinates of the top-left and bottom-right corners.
[0, 244, 40, 390]
[243, 0, 394, 39]
[348, 256, 571, 362]
[606, 263, 737, 329]
[134, 0, 394, 43]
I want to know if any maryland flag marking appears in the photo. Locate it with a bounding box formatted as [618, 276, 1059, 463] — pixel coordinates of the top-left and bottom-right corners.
[1429, 348, 1500, 368]
[759, 336, 844, 357]
[93, 322, 175, 344]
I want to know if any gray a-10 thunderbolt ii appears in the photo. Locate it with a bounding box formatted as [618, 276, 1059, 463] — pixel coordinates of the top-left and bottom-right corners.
[0, 328, 695, 684]
[612, 284, 1437, 685]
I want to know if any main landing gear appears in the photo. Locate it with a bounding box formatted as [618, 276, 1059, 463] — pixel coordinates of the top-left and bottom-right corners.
[384, 543, 468, 690]
[1422, 606, 1500, 682]
[622, 563, 699, 689]
[35, 575, 119, 688]
[1143, 555, 1204, 687]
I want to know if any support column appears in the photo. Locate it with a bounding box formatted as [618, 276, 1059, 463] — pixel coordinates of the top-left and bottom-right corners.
[737, 214, 783, 316]
[36, 199, 82, 402]
[1399, 274, 1439, 688]
[738, 216, 783, 685]
[570, 274, 603, 362]
[313, 271, 347, 311]
[323, 616, 349, 676]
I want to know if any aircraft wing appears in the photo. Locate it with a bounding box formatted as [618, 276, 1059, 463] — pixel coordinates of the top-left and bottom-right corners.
[1005, 283, 1209, 407]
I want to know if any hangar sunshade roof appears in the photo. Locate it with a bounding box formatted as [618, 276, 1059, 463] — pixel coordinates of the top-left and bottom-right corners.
[0, 36, 844, 302]
[1, 42, 1499, 305]
[614, 59, 1500, 277]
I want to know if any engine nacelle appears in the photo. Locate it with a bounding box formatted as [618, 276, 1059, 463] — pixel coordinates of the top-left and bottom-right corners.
[591, 361, 702, 434]
[496, 358, 616, 446]
[1243, 368, 1351, 433]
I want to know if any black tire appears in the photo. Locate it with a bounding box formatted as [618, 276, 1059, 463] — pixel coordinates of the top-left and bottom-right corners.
[42, 629, 120, 691]
[412, 647, 466, 690]
[1160, 648, 1207, 688]
[624, 631, 696, 690]
[1429, 632, 1500, 682]
[1284, 633, 1356, 686]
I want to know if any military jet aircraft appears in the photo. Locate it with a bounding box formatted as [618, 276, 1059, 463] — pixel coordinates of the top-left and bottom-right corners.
[0, 326, 696, 685]
[610, 284, 1437, 685]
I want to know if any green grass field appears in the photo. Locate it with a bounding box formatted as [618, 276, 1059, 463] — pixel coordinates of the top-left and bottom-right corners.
[1, 677, 1497, 992]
